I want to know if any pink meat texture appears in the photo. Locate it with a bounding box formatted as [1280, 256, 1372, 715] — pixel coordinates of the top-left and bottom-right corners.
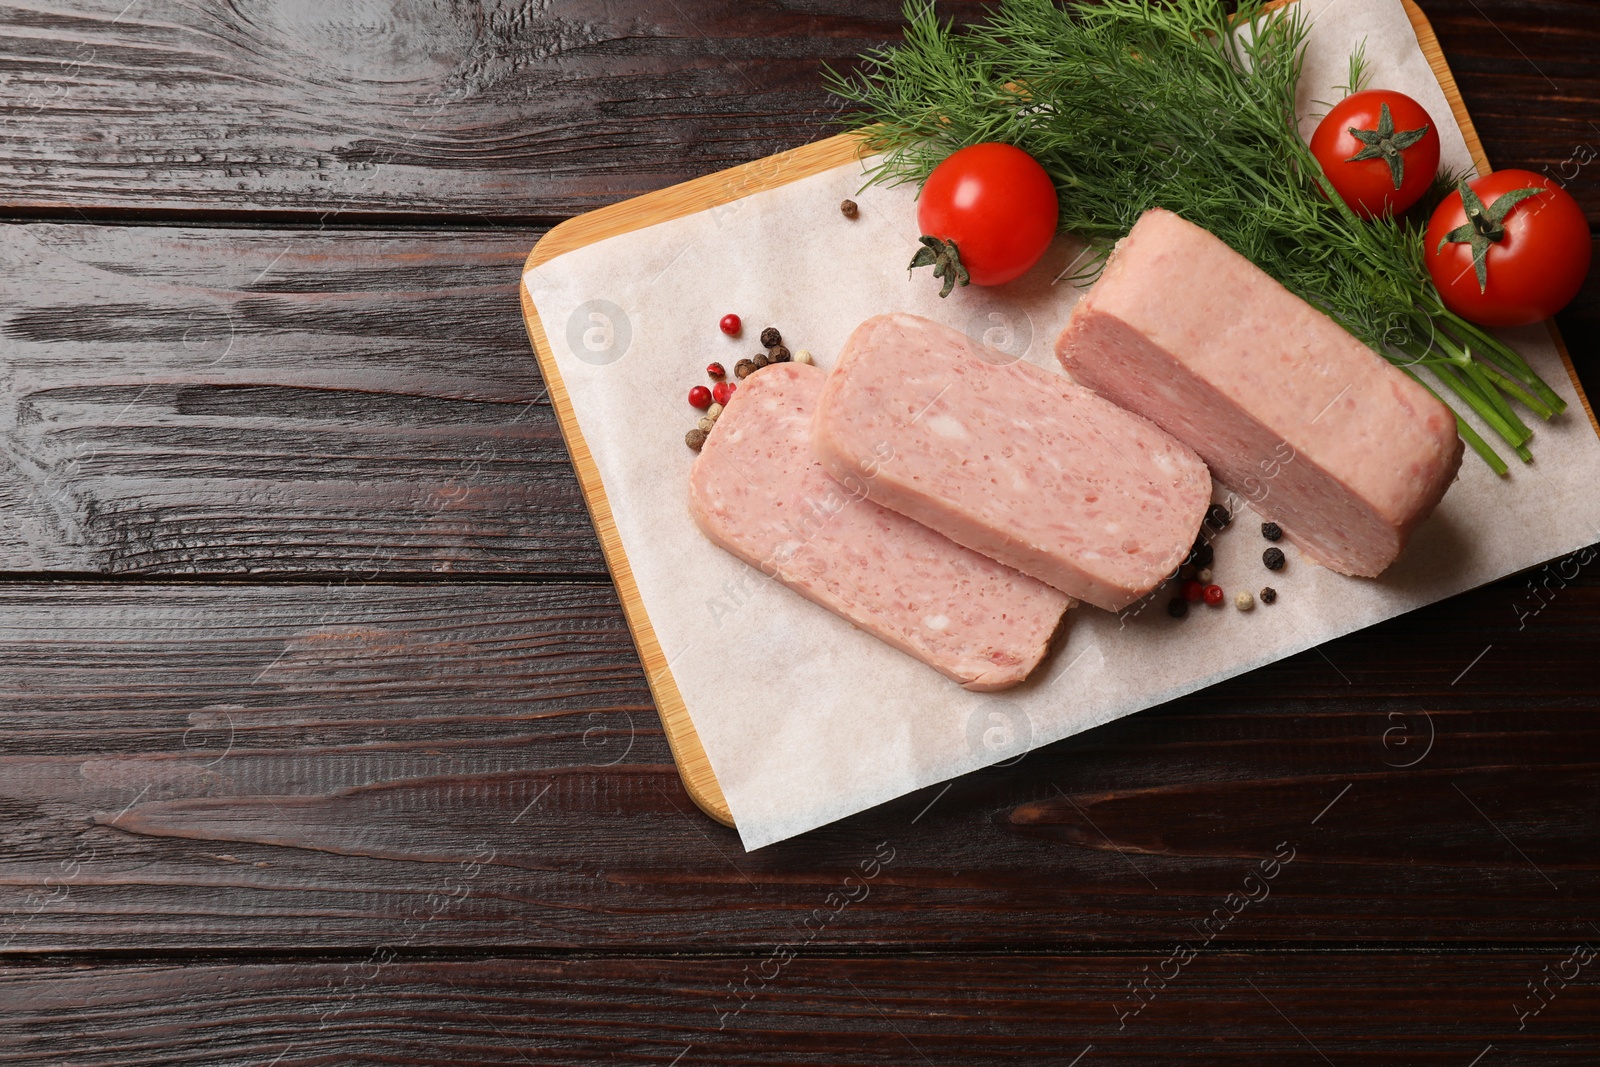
[1055, 208, 1463, 578]
[688, 362, 1071, 691]
[809, 313, 1212, 612]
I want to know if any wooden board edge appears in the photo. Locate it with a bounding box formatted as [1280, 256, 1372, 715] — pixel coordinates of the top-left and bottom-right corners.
[520, 131, 874, 828]
[1402, 0, 1493, 178]
[526, 131, 872, 272]
[1401, 0, 1599, 437]
[518, 267, 734, 827]
[521, 0, 1597, 831]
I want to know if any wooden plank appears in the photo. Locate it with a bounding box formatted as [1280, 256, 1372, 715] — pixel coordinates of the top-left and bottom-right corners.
[0, 0, 983, 221]
[2, 576, 1598, 951]
[1420, 0, 1600, 200]
[517, 0, 1599, 826]
[0, 1, 1591, 220]
[3, 952, 1599, 1064]
[0, 222, 603, 576]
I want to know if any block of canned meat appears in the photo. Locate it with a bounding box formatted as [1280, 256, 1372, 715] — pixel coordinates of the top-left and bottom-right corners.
[1055, 208, 1462, 577]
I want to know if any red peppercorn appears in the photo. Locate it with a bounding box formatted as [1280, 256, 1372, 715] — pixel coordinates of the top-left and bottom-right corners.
[706, 362, 726, 379]
[1203, 584, 1224, 606]
[688, 385, 712, 410]
[712, 381, 736, 406]
[1182, 580, 1204, 602]
[719, 314, 742, 337]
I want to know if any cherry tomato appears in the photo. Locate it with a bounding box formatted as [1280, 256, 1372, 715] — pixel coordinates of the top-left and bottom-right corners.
[913, 143, 1058, 294]
[1424, 169, 1591, 327]
[1310, 90, 1440, 219]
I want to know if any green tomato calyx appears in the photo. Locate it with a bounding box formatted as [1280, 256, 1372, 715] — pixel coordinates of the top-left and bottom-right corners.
[1345, 102, 1430, 191]
[909, 235, 971, 299]
[1437, 181, 1546, 293]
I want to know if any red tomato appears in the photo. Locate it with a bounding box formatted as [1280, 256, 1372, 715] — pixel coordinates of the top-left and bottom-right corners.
[914, 143, 1058, 292]
[1310, 90, 1440, 218]
[1424, 169, 1591, 328]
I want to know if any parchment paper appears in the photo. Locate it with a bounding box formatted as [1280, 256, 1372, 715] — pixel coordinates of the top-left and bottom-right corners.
[524, 0, 1600, 850]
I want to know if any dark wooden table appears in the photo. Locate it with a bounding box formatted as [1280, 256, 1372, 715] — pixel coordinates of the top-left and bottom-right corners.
[0, 2, 1596, 1063]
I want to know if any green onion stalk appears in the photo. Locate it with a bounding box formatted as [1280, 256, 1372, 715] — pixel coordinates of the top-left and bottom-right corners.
[825, 0, 1566, 475]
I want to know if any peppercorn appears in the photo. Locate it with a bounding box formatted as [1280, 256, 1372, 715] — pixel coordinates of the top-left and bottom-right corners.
[712, 381, 736, 406]
[751, 353, 770, 370]
[1197, 567, 1213, 584]
[1178, 563, 1197, 581]
[685, 427, 707, 451]
[706, 362, 726, 379]
[794, 349, 815, 365]
[1260, 586, 1278, 604]
[1203, 584, 1224, 606]
[1235, 591, 1255, 612]
[1263, 547, 1286, 571]
[719, 313, 741, 337]
[840, 199, 858, 219]
[760, 327, 782, 349]
[1182, 580, 1204, 603]
[734, 359, 758, 380]
[706, 402, 723, 420]
[1205, 503, 1232, 531]
[1167, 597, 1188, 619]
[768, 344, 791, 363]
[1187, 542, 1214, 570]
[688, 385, 712, 410]
[696, 414, 716, 433]
[1261, 521, 1283, 542]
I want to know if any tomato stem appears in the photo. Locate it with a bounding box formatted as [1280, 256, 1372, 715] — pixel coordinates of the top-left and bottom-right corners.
[908, 235, 971, 299]
[1344, 101, 1430, 191]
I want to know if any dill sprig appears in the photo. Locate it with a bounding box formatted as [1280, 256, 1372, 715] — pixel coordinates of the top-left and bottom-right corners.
[825, 0, 1566, 474]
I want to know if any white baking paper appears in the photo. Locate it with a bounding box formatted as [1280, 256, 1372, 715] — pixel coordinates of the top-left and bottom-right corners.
[524, 0, 1600, 850]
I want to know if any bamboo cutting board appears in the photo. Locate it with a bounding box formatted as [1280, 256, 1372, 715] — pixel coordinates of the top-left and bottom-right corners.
[519, 0, 1590, 828]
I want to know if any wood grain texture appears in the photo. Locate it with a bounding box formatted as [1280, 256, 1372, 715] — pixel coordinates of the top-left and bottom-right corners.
[1421, 0, 1600, 196]
[0, 222, 603, 575]
[0, 0, 981, 221]
[1, 573, 1597, 951]
[3, 953, 1599, 1065]
[0, 1, 1591, 220]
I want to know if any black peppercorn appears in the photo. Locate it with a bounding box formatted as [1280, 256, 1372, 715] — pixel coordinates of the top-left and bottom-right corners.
[1187, 541, 1214, 570]
[768, 344, 791, 363]
[734, 359, 758, 380]
[840, 199, 858, 219]
[1167, 597, 1189, 619]
[1261, 521, 1283, 542]
[1205, 503, 1232, 531]
[1263, 547, 1286, 571]
[685, 427, 707, 451]
[760, 327, 782, 349]
[1260, 586, 1278, 604]
[752, 353, 770, 370]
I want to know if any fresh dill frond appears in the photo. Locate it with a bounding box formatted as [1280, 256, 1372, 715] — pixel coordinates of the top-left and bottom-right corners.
[1340, 38, 1371, 97]
[825, 0, 1565, 472]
